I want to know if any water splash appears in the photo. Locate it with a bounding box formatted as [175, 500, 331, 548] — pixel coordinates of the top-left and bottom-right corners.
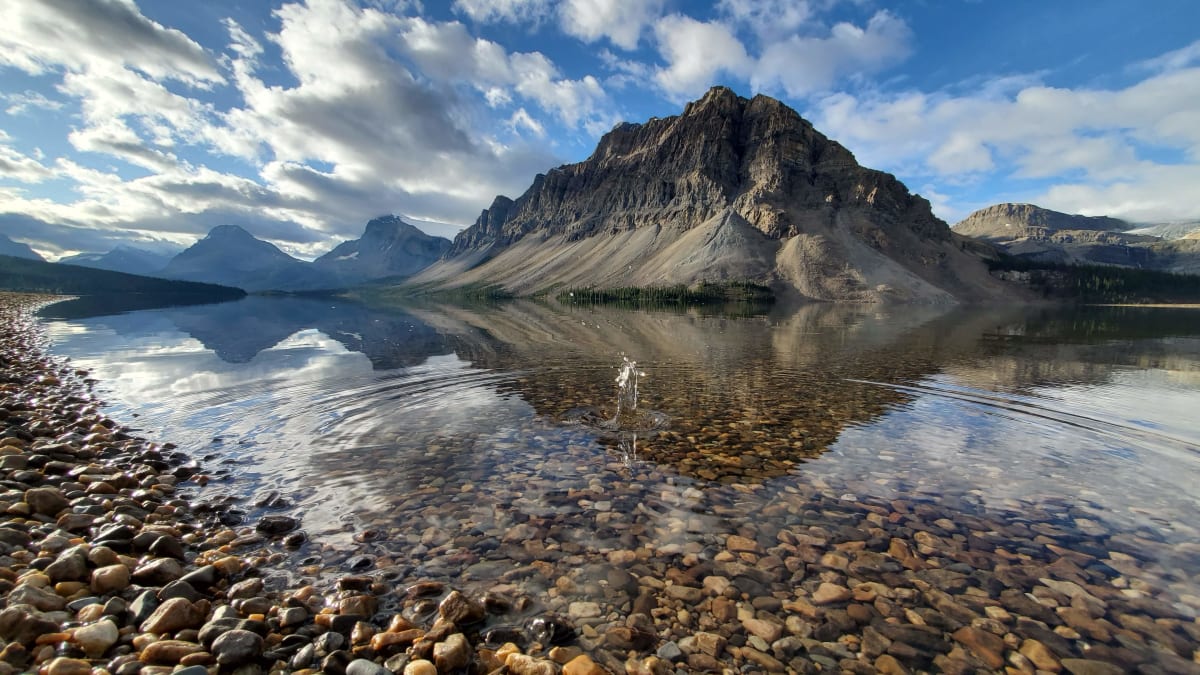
[563, 355, 669, 440]
[615, 356, 645, 421]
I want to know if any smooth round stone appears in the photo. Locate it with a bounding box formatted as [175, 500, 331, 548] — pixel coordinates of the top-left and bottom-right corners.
[45, 657, 92, 675]
[403, 660, 437, 675]
[346, 659, 390, 675]
[73, 619, 120, 657]
[211, 629, 264, 665]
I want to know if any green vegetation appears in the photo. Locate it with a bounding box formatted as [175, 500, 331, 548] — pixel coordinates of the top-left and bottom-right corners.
[0, 254, 244, 299]
[987, 257, 1200, 304]
[351, 281, 515, 306]
[556, 280, 774, 308]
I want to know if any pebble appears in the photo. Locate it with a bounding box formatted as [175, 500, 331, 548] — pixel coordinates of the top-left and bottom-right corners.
[0, 292, 1196, 675]
[73, 619, 120, 657]
[210, 629, 263, 665]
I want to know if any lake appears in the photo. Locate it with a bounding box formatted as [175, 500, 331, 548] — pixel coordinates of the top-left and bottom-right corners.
[40, 296, 1200, 672]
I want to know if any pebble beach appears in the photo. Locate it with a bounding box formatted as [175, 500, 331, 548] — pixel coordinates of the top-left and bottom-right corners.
[2, 292, 1199, 675]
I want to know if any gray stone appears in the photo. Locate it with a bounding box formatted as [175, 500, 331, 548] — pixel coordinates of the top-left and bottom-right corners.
[212, 629, 265, 665]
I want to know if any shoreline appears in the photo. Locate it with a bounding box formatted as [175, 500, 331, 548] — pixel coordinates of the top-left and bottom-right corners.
[0, 293, 599, 675]
[4, 292, 1199, 675]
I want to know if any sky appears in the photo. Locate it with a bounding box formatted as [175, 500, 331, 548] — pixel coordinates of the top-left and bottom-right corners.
[0, 0, 1197, 261]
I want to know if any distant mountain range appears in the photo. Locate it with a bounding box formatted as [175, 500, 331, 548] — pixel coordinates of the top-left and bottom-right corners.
[0, 217, 453, 295]
[952, 203, 1200, 274]
[60, 245, 177, 277]
[0, 234, 43, 261]
[0, 254, 245, 300]
[410, 86, 1016, 303]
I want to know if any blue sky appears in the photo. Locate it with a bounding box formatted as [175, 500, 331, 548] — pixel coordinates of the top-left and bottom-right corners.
[0, 0, 1197, 260]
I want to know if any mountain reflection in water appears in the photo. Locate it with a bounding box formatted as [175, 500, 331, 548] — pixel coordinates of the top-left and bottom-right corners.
[40, 297, 1200, 649]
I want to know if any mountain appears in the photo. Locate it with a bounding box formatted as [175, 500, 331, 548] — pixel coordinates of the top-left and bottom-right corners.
[953, 203, 1200, 272]
[160, 225, 338, 292]
[411, 86, 1014, 303]
[0, 254, 245, 300]
[313, 215, 450, 284]
[60, 245, 176, 276]
[0, 234, 43, 261]
[952, 203, 1132, 240]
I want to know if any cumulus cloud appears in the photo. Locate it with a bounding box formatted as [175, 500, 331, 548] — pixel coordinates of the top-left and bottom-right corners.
[2, 90, 64, 116]
[653, 15, 752, 97]
[0, 131, 54, 183]
[0, 0, 221, 85]
[559, 0, 666, 50]
[650, 9, 912, 100]
[452, 0, 551, 25]
[753, 11, 912, 97]
[811, 52, 1200, 223]
[0, 0, 631, 257]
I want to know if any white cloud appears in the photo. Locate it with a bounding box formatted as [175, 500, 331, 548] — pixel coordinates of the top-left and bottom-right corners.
[0, 131, 54, 183]
[452, 0, 551, 25]
[650, 9, 912, 101]
[653, 15, 752, 97]
[2, 90, 64, 116]
[0, 0, 221, 85]
[508, 108, 546, 138]
[559, 0, 665, 50]
[718, 0, 814, 42]
[752, 11, 912, 98]
[811, 61, 1200, 223]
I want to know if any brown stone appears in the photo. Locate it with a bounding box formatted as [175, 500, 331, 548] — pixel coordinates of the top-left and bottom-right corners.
[1019, 639, 1062, 672]
[139, 639, 204, 664]
[952, 626, 1005, 669]
[812, 582, 852, 605]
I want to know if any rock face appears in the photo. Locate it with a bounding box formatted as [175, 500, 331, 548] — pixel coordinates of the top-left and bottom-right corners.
[954, 203, 1200, 273]
[60, 245, 175, 277]
[953, 203, 1131, 240]
[160, 225, 338, 292]
[414, 86, 1015, 303]
[0, 233, 43, 261]
[313, 215, 450, 284]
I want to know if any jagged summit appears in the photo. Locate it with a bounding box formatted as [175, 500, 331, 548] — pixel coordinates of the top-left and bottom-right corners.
[417, 86, 1015, 303]
[314, 215, 450, 283]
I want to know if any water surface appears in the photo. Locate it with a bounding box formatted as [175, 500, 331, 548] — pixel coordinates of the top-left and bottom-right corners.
[40, 296, 1200, 667]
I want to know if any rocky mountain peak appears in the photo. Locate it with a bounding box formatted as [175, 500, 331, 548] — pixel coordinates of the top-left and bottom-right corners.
[420, 88, 1013, 303]
[953, 203, 1131, 240]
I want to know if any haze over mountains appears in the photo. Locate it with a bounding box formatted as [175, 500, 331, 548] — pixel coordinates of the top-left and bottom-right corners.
[952, 203, 1200, 274]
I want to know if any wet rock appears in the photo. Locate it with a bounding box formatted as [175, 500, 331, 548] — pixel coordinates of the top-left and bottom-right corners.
[132, 557, 184, 585]
[812, 582, 852, 605]
[141, 597, 204, 634]
[1060, 659, 1125, 675]
[139, 639, 204, 665]
[563, 654, 606, 675]
[45, 657, 92, 675]
[256, 515, 298, 535]
[211, 629, 263, 666]
[951, 626, 1005, 669]
[433, 633, 471, 672]
[46, 546, 88, 583]
[438, 590, 485, 625]
[0, 605, 62, 647]
[505, 653, 558, 675]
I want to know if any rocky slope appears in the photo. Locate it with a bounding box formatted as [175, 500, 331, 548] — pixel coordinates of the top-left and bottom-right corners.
[412, 87, 1015, 303]
[953, 204, 1200, 272]
[313, 215, 450, 285]
[953, 203, 1131, 240]
[0, 233, 43, 261]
